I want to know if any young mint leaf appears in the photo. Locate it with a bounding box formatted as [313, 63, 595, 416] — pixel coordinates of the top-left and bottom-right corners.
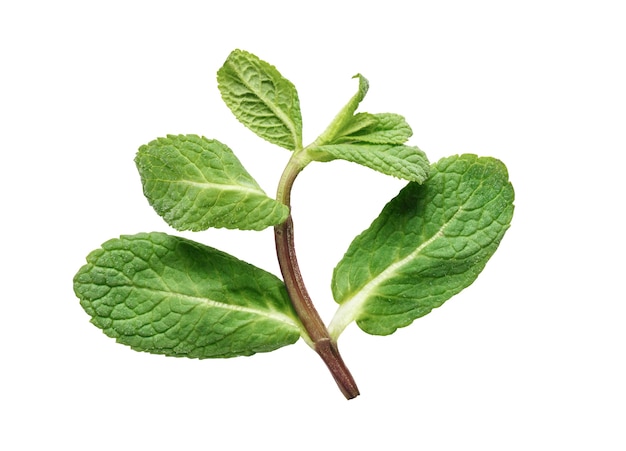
[217, 49, 303, 151]
[333, 113, 413, 145]
[306, 75, 426, 182]
[328, 154, 515, 338]
[309, 143, 430, 183]
[135, 134, 289, 231]
[74, 232, 303, 358]
[330, 112, 379, 139]
[313, 74, 369, 147]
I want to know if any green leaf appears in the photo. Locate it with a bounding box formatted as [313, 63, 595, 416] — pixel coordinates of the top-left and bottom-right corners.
[74, 232, 303, 358]
[135, 134, 289, 231]
[306, 74, 425, 181]
[328, 154, 515, 338]
[334, 113, 413, 145]
[217, 49, 303, 151]
[313, 74, 369, 146]
[309, 143, 430, 183]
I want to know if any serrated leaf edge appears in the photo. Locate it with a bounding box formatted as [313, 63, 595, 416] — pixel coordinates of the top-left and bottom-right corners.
[308, 143, 429, 183]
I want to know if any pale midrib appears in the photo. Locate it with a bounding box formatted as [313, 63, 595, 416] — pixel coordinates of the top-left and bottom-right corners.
[134, 286, 300, 330]
[153, 178, 265, 196]
[328, 207, 463, 339]
[229, 62, 300, 149]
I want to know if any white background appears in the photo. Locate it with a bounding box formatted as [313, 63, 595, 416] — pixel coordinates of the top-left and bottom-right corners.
[2, 1, 624, 449]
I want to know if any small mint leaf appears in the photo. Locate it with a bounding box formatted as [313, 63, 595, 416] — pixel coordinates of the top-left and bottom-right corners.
[74, 232, 303, 358]
[334, 113, 413, 145]
[329, 154, 515, 338]
[313, 74, 369, 147]
[135, 134, 289, 231]
[307, 76, 422, 181]
[309, 143, 429, 183]
[217, 49, 303, 151]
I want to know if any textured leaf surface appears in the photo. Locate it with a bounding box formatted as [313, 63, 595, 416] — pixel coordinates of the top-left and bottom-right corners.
[313, 74, 369, 147]
[333, 113, 413, 145]
[310, 143, 429, 183]
[217, 49, 302, 150]
[135, 134, 289, 231]
[308, 74, 427, 182]
[74, 232, 302, 358]
[329, 154, 515, 337]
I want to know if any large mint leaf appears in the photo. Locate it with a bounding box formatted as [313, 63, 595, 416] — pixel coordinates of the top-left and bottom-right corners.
[135, 134, 289, 231]
[308, 143, 429, 183]
[328, 154, 515, 338]
[217, 49, 302, 150]
[74, 232, 302, 358]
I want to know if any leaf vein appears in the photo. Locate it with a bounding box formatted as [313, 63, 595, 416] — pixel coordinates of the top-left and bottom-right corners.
[132, 286, 299, 330]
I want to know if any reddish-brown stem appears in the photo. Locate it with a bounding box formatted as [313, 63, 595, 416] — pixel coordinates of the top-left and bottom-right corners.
[275, 216, 359, 399]
[274, 151, 359, 399]
[274, 216, 329, 343]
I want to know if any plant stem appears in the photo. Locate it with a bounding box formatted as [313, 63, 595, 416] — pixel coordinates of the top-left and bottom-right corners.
[274, 151, 360, 400]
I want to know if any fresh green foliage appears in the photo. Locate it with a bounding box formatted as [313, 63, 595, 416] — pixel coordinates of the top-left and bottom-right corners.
[217, 49, 303, 151]
[313, 74, 370, 146]
[329, 154, 514, 338]
[73, 49, 515, 399]
[135, 134, 289, 231]
[310, 142, 429, 182]
[308, 74, 429, 182]
[74, 232, 301, 358]
[331, 113, 413, 145]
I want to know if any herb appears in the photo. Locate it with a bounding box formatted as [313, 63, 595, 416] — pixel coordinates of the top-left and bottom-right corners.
[73, 49, 515, 399]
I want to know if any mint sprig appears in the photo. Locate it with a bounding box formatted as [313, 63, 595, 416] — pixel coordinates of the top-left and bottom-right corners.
[217, 49, 303, 151]
[73, 49, 515, 399]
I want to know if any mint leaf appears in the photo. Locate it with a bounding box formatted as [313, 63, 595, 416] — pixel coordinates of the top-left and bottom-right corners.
[334, 113, 413, 145]
[217, 49, 303, 150]
[313, 74, 369, 147]
[328, 154, 515, 338]
[74, 232, 303, 358]
[309, 143, 429, 183]
[73, 47, 516, 399]
[135, 134, 289, 231]
[307, 75, 426, 182]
